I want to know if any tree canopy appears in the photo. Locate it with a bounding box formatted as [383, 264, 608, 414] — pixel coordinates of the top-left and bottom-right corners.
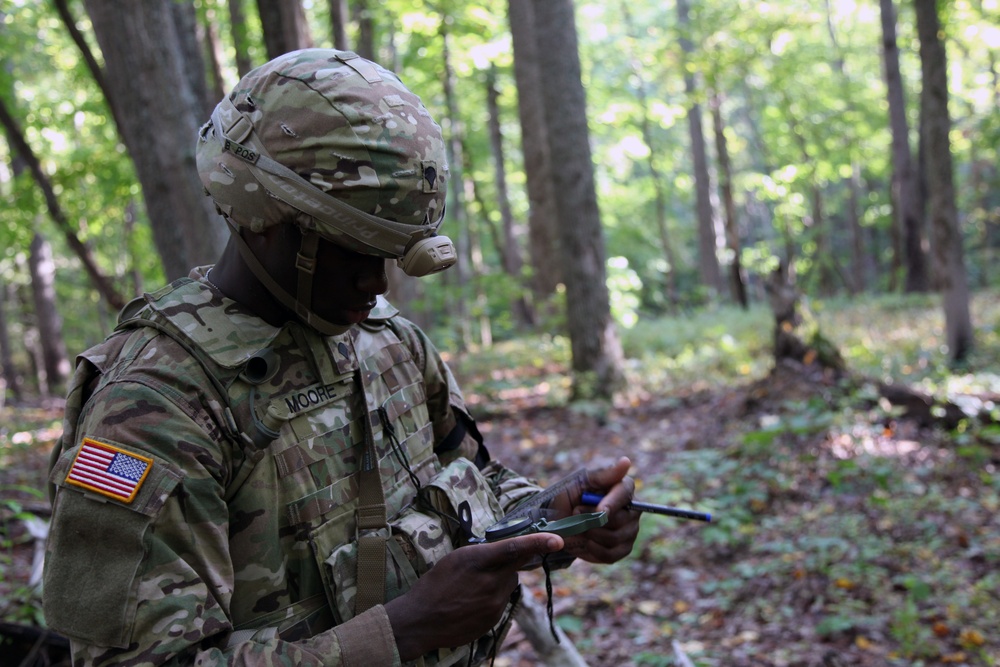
[1, 0, 998, 392]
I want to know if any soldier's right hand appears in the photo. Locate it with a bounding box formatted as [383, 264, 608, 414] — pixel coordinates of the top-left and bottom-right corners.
[384, 532, 564, 661]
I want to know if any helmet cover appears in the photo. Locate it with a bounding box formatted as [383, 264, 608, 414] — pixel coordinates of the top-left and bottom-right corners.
[197, 49, 448, 258]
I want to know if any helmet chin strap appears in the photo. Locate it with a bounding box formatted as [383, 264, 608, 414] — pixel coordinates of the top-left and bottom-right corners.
[225, 220, 353, 336]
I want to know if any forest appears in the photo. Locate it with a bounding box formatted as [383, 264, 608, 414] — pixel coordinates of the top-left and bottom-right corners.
[1, 0, 998, 665]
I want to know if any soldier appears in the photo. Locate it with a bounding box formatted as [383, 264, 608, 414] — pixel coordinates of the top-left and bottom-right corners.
[43, 49, 640, 666]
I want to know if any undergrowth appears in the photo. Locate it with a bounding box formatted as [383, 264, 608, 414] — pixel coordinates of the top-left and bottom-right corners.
[469, 290, 1000, 666]
[456, 289, 1000, 406]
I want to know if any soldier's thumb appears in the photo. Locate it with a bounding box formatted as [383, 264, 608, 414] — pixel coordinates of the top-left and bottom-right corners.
[477, 533, 563, 570]
[586, 456, 632, 490]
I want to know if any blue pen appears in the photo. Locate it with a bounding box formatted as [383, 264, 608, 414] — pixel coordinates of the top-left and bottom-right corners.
[581, 492, 712, 523]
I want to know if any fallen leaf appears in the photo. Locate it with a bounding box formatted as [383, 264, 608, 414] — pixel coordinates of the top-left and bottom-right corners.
[958, 628, 985, 648]
[637, 600, 661, 615]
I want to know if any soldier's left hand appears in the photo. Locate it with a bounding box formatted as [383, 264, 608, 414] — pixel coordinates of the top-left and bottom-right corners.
[551, 456, 641, 564]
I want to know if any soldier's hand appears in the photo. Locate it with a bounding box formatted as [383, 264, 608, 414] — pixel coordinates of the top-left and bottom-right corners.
[552, 456, 641, 564]
[384, 532, 564, 660]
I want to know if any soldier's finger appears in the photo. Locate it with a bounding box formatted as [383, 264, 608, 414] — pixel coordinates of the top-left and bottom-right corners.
[476, 533, 564, 570]
[585, 457, 634, 512]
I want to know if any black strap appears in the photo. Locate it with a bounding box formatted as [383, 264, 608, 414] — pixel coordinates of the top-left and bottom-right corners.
[542, 554, 559, 643]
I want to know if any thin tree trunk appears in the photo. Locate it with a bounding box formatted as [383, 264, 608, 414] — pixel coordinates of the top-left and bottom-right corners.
[881, 0, 929, 293]
[914, 0, 973, 363]
[465, 176, 493, 348]
[677, 0, 723, 299]
[0, 280, 23, 404]
[124, 199, 144, 297]
[531, 0, 623, 399]
[28, 234, 70, 396]
[0, 97, 126, 311]
[486, 64, 534, 328]
[508, 0, 561, 299]
[710, 90, 747, 308]
[13, 256, 46, 396]
[847, 163, 867, 293]
[439, 19, 471, 351]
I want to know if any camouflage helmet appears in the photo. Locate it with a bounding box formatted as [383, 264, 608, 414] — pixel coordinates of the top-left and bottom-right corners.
[196, 49, 453, 269]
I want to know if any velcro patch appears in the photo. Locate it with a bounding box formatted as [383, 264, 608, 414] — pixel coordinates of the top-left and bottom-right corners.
[65, 438, 153, 504]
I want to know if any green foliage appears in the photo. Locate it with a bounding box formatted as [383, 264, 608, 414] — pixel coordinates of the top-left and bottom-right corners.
[453, 291, 1000, 663]
[619, 304, 773, 392]
[1, 0, 167, 361]
[2, 0, 998, 399]
[0, 488, 46, 626]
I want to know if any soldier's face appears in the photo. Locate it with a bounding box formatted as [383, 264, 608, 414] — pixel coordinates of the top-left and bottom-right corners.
[264, 225, 389, 327]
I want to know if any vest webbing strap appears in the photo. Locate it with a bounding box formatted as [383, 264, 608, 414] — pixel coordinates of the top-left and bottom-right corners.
[353, 367, 389, 614]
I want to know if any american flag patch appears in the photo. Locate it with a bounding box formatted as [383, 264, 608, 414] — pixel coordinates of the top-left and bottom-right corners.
[65, 438, 153, 503]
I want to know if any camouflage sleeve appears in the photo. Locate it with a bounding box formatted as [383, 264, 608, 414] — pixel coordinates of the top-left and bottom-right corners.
[390, 316, 544, 514]
[43, 376, 400, 667]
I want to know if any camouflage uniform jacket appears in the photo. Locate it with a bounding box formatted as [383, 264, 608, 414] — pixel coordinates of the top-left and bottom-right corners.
[43, 268, 541, 666]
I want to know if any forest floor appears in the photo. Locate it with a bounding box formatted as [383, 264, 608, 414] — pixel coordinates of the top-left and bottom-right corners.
[468, 360, 1000, 667]
[2, 298, 1000, 666]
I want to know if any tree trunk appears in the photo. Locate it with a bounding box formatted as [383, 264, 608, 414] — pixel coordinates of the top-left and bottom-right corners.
[914, 0, 973, 363]
[0, 280, 24, 405]
[710, 91, 747, 308]
[846, 163, 867, 293]
[13, 256, 45, 396]
[228, 0, 254, 77]
[328, 0, 349, 50]
[353, 0, 375, 61]
[84, 0, 228, 280]
[466, 179, 494, 348]
[200, 7, 229, 108]
[677, 0, 723, 300]
[508, 0, 561, 299]
[531, 0, 623, 400]
[171, 0, 215, 120]
[256, 0, 313, 60]
[28, 234, 70, 396]
[881, 0, 928, 292]
[439, 20, 472, 351]
[125, 199, 145, 297]
[486, 64, 534, 328]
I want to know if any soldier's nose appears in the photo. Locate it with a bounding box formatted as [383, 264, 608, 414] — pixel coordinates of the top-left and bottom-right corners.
[356, 260, 388, 296]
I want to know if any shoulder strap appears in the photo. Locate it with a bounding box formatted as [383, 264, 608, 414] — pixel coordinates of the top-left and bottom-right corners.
[113, 298, 275, 500]
[383, 315, 426, 371]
